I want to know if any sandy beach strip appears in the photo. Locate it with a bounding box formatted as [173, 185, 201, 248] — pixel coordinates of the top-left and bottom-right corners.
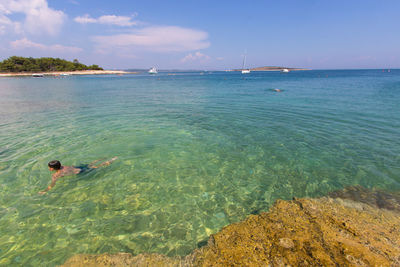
[0, 70, 136, 77]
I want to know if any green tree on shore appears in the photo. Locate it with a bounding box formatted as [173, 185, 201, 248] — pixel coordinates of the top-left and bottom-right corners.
[0, 56, 103, 72]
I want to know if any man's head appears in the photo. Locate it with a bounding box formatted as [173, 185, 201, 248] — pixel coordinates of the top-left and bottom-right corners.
[48, 160, 61, 171]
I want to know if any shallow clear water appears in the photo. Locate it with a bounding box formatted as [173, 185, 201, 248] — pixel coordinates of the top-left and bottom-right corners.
[0, 70, 399, 266]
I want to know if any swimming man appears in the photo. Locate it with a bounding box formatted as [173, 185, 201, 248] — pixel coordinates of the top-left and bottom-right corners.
[39, 157, 117, 195]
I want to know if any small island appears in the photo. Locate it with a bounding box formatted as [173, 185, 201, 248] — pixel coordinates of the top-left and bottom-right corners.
[0, 56, 129, 77]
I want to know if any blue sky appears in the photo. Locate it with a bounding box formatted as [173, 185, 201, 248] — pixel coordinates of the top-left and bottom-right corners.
[0, 0, 399, 70]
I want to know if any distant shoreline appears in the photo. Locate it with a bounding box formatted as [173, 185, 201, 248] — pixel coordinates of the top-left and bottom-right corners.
[230, 67, 310, 72]
[0, 70, 136, 77]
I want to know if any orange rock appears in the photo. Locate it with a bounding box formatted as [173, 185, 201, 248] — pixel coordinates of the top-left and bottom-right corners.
[61, 188, 400, 267]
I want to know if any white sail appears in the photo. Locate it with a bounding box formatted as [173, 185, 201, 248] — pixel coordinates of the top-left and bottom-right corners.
[241, 50, 250, 74]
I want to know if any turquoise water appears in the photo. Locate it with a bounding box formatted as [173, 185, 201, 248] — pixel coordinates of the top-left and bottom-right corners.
[0, 70, 399, 266]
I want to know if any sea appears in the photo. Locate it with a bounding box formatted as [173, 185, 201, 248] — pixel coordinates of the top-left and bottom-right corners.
[0, 70, 399, 266]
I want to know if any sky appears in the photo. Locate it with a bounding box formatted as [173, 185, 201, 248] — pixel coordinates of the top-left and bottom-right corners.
[0, 0, 399, 70]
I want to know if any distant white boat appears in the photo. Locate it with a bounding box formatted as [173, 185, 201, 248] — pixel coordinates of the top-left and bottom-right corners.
[241, 51, 250, 74]
[32, 73, 44, 77]
[148, 67, 158, 74]
[281, 69, 290, 73]
[60, 73, 70, 76]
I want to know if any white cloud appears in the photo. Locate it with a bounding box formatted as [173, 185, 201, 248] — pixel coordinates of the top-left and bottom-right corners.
[74, 14, 96, 24]
[181, 51, 210, 63]
[10, 38, 82, 53]
[0, 0, 65, 35]
[68, 0, 79, 5]
[74, 14, 137, 27]
[0, 3, 11, 14]
[0, 14, 12, 34]
[92, 26, 210, 53]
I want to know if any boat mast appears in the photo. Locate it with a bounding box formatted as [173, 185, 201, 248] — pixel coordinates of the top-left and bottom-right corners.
[242, 50, 247, 70]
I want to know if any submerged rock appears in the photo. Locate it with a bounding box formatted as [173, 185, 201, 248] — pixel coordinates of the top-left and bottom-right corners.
[61, 188, 400, 267]
[329, 185, 400, 212]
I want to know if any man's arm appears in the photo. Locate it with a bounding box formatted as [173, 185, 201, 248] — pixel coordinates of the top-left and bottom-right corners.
[38, 175, 58, 195]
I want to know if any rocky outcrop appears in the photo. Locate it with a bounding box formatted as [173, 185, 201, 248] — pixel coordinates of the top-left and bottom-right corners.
[190, 196, 400, 266]
[62, 187, 400, 267]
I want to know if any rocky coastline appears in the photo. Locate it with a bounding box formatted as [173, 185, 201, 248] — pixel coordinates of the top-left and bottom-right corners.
[61, 186, 400, 266]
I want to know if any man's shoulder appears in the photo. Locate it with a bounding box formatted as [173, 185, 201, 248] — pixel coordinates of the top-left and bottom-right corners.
[53, 166, 71, 178]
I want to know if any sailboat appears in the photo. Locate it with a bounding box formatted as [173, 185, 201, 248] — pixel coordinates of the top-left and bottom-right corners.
[241, 51, 250, 74]
[148, 67, 158, 74]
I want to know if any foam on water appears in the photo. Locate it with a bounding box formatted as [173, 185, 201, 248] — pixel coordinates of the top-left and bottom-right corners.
[0, 70, 400, 266]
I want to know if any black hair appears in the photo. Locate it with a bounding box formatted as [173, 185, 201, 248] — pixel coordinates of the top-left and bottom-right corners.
[48, 160, 61, 170]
